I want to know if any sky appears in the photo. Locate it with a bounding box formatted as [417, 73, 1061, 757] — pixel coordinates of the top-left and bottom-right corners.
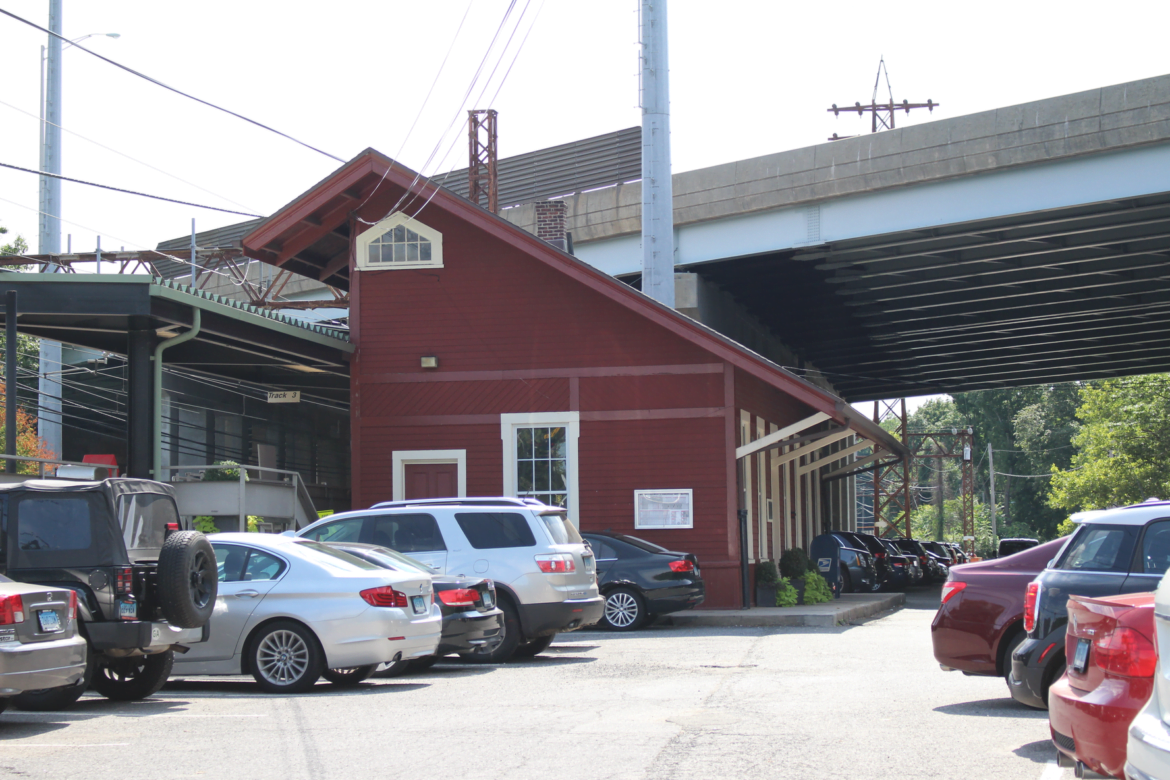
[1, 0, 1169, 260]
[2, 0, 1165, 416]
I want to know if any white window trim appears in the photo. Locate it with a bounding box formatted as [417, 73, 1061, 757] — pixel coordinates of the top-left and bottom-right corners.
[634, 489, 695, 530]
[355, 212, 443, 271]
[391, 449, 467, 501]
[500, 412, 579, 523]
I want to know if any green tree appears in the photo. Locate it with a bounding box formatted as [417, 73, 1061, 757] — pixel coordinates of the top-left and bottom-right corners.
[1049, 374, 1170, 510]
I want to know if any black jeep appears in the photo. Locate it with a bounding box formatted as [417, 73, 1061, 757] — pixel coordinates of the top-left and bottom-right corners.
[1, 478, 217, 709]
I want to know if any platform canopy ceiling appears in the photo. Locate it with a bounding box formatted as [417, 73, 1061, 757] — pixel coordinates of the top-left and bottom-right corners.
[0, 277, 353, 404]
[692, 190, 1170, 401]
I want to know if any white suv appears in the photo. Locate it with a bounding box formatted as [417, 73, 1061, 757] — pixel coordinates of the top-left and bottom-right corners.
[296, 498, 603, 662]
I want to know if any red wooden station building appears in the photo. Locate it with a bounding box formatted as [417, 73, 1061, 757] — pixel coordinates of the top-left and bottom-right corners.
[240, 150, 905, 608]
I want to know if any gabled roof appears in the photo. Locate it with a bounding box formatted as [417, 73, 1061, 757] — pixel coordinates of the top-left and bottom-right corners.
[241, 149, 905, 457]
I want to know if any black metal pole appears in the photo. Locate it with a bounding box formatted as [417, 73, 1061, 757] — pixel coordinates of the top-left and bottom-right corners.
[6, 291, 17, 473]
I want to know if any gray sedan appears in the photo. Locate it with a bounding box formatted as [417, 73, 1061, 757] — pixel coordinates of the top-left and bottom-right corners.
[173, 534, 442, 692]
[0, 575, 87, 712]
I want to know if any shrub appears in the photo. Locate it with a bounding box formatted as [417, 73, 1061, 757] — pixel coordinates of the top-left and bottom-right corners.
[756, 560, 779, 586]
[775, 577, 798, 607]
[802, 570, 833, 604]
[193, 516, 217, 534]
[204, 460, 247, 482]
[778, 548, 809, 580]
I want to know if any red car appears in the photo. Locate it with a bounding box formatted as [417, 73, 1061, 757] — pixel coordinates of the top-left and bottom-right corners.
[931, 538, 1066, 681]
[1049, 592, 1156, 779]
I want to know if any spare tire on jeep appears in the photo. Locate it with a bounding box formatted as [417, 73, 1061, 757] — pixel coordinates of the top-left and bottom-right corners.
[157, 531, 217, 628]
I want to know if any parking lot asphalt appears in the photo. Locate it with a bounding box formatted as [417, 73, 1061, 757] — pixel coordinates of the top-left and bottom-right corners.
[0, 586, 1073, 780]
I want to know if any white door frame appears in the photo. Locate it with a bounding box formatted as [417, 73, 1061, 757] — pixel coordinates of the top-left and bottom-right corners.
[392, 449, 467, 501]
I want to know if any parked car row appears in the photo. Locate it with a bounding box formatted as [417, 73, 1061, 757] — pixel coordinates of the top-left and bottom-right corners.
[931, 498, 1170, 779]
[810, 531, 967, 594]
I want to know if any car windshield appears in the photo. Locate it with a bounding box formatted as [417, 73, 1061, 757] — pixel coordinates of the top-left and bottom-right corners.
[341, 545, 432, 575]
[613, 535, 670, 554]
[539, 513, 584, 545]
[292, 540, 383, 571]
[1056, 523, 1138, 573]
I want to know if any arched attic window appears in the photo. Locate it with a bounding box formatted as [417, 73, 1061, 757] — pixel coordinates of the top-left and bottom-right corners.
[355, 212, 443, 270]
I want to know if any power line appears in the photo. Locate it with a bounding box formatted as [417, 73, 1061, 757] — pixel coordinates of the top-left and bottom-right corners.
[0, 162, 263, 218]
[0, 97, 260, 213]
[0, 7, 344, 163]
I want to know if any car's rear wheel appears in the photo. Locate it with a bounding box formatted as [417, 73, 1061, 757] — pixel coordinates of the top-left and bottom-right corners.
[249, 621, 324, 693]
[407, 656, 440, 672]
[459, 598, 521, 664]
[999, 627, 1027, 685]
[839, 566, 853, 594]
[322, 665, 376, 686]
[158, 531, 218, 629]
[602, 587, 646, 631]
[512, 633, 556, 658]
[12, 642, 94, 711]
[91, 650, 173, 701]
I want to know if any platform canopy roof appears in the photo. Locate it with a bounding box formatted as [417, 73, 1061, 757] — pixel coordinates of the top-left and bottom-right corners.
[0, 275, 352, 404]
[692, 190, 1170, 400]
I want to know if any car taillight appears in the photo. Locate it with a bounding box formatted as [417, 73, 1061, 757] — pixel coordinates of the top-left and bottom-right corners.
[66, 590, 77, 622]
[876, 552, 886, 559]
[114, 566, 133, 596]
[535, 554, 576, 574]
[669, 560, 695, 573]
[0, 594, 24, 625]
[360, 586, 408, 608]
[1096, 627, 1158, 678]
[438, 588, 480, 607]
[940, 581, 966, 605]
[1023, 582, 1039, 634]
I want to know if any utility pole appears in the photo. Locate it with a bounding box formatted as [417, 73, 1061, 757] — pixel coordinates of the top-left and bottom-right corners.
[639, 0, 674, 308]
[935, 443, 945, 540]
[826, 57, 938, 141]
[37, 0, 64, 461]
[988, 443, 996, 541]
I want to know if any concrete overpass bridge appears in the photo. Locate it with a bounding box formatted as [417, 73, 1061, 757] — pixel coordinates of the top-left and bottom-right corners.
[505, 74, 1170, 400]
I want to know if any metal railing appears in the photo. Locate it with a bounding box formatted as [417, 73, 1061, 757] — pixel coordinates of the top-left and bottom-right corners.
[167, 463, 309, 531]
[0, 452, 112, 478]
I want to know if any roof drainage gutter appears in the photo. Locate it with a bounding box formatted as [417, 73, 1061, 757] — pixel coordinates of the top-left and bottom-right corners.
[152, 309, 201, 479]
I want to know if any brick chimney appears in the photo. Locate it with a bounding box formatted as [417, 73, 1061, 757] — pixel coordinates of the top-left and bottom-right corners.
[534, 200, 569, 252]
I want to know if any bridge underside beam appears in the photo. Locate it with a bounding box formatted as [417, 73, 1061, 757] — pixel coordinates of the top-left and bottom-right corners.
[690, 190, 1170, 400]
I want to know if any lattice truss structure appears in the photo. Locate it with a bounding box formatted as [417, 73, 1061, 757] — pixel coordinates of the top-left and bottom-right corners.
[860, 399, 977, 553]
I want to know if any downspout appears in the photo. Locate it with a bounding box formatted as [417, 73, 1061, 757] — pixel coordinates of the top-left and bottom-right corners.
[152, 309, 201, 479]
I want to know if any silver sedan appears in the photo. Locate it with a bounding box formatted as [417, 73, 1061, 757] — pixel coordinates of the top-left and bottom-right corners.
[0, 575, 87, 712]
[173, 534, 441, 693]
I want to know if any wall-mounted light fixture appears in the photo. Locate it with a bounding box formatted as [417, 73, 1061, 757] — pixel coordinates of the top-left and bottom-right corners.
[420, 356, 438, 369]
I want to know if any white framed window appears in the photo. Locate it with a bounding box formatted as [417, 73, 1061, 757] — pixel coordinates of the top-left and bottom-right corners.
[355, 212, 443, 270]
[500, 413, 579, 522]
[634, 490, 694, 530]
[391, 450, 467, 501]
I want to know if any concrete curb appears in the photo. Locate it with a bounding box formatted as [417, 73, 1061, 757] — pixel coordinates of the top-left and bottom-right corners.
[665, 592, 906, 628]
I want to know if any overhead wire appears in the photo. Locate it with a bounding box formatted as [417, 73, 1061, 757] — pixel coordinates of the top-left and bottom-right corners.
[0, 97, 260, 213]
[374, 0, 523, 224]
[0, 162, 263, 218]
[0, 7, 344, 163]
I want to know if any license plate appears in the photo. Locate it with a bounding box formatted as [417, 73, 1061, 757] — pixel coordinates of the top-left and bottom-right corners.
[583, 555, 595, 571]
[1072, 638, 1090, 673]
[482, 590, 494, 609]
[118, 600, 137, 620]
[37, 610, 61, 633]
[410, 595, 426, 615]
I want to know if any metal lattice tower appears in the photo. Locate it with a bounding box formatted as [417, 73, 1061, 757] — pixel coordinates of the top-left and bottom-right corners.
[467, 109, 499, 213]
[871, 399, 912, 539]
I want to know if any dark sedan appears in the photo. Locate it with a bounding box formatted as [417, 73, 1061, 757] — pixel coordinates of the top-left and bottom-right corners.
[326, 542, 504, 672]
[810, 533, 876, 594]
[1010, 502, 1170, 709]
[931, 537, 1066, 683]
[582, 533, 704, 631]
[893, 539, 948, 583]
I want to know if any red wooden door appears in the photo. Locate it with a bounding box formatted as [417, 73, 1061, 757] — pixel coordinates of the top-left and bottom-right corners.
[404, 463, 458, 499]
